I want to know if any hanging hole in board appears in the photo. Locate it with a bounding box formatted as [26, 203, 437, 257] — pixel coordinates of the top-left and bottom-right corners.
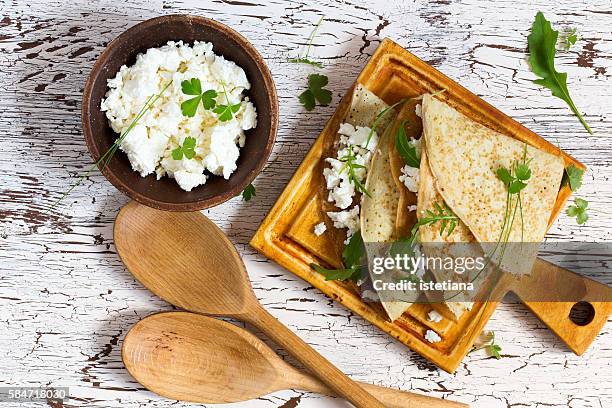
[569, 301, 595, 326]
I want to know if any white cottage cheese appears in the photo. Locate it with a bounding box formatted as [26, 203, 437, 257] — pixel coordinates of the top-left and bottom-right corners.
[100, 40, 257, 191]
[427, 309, 443, 323]
[425, 329, 442, 343]
[323, 123, 378, 241]
[313, 222, 327, 236]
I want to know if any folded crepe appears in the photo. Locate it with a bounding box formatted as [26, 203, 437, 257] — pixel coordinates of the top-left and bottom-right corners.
[363, 93, 565, 322]
[361, 107, 413, 321]
[421, 94, 565, 274]
[320, 84, 393, 261]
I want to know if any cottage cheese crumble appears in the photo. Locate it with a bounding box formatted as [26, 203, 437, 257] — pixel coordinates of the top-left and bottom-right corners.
[425, 329, 442, 343]
[313, 222, 327, 236]
[428, 309, 443, 323]
[323, 123, 378, 242]
[100, 40, 257, 191]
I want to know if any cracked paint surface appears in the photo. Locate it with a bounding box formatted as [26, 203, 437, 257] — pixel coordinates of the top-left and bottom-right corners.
[0, 0, 611, 407]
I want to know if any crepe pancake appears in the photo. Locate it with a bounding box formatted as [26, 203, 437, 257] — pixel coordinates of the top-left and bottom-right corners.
[421, 93, 565, 275]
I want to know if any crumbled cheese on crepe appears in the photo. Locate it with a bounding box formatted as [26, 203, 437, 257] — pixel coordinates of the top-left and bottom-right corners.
[327, 206, 360, 244]
[324, 123, 378, 241]
[399, 165, 420, 192]
[425, 329, 442, 343]
[428, 309, 443, 323]
[313, 222, 327, 236]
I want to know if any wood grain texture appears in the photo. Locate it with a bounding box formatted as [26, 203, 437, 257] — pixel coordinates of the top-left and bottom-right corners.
[0, 0, 610, 407]
[114, 201, 386, 408]
[122, 311, 468, 407]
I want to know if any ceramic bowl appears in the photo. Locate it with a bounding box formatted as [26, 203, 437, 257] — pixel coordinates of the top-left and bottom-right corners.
[82, 14, 277, 211]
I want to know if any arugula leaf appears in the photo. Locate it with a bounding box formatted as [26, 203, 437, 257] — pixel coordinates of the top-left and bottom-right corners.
[396, 120, 420, 168]
[342, 231, 363, 269]
[311, 264, 361, 281]
[408, 201, 458, 242]
[338, 145, 371, 197]
[299, 73, 332, 111]
[172, 136, 197, 160]
[311, 231, 364, 282]
[527, 12, 591, 134]
[51, 81, 174, 211]
[561, 164, 584, 192]
[567, 198, 589, 225]
[241, 183, 256, 201]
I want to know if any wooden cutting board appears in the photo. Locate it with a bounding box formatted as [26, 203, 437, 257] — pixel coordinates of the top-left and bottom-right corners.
[251, 38, 609, 373]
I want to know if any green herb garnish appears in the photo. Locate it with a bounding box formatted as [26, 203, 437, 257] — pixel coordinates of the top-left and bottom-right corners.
[213, 83, 242, 121]
[51, 81, 173, 211]
[527, 12, 591, 134]
[181, 78, 218, 117]
[172, 136, 197, 160]
[561, 164, 584, 192]
[561, 27, 578, 51]
[409, 202, 458, 243]
[395, 120, 420, 168]
[288, 15, 324, 68]
[311, 231, 364, 281]
[180, 79, 240, 121]
[567, 198, 589, 225]
[495, 145, 531, 251]
[242, 183, 256, 201]
[299, 73, 332, 111]
[338, 145, 371, 197]
[470, 331, 502, 360]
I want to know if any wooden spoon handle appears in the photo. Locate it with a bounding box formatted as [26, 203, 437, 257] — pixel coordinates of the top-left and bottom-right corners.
[511, 258, 612, 355]
[246, 306, 385, 408]
[356, 382, 469, 408]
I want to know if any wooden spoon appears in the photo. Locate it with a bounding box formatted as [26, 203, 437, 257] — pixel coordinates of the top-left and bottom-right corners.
[123, 311, 468, 407]
[114, 201, 384, 408]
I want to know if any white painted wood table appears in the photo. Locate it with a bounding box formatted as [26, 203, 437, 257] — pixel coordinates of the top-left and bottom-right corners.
[1, 0, 611, 407]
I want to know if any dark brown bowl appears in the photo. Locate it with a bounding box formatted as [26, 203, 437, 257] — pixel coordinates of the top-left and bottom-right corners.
[82, 15, 277, 211]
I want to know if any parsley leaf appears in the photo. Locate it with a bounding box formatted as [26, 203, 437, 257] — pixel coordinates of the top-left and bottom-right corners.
[561, 28, 578, 51]
[561, 164, 584, 192]
[214, 101, 241, 122]
[180, 79, 219, 117]
[181, 78, 202, 95]
[299, 73, 332, 111]
[396, 120, 420, 168]
[201, 89, 218, 109]
[181, 96, 202, 117]
[172, 136, 197, 160]
[242, 183, 256, 201]
[567, 198, 589, 225]
[527, 12, 591, 134]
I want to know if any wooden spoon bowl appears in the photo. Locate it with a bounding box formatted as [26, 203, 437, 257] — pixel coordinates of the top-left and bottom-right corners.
[114, 201, 385, 408]
[122, 311, 469, 407]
